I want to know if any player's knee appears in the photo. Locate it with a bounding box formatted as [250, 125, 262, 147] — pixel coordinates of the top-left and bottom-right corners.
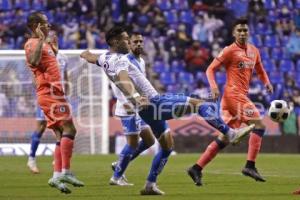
[158, 130, 174, 150]
[217, 135, 230, 147]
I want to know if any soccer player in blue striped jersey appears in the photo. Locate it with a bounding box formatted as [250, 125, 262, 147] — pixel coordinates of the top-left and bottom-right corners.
[109, 32, 156, 186]
[80, 26, 255, 195]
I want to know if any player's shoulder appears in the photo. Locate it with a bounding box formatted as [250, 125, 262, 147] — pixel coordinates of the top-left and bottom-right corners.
[248, 43, 260, 54]
[24, 38, 37, 49]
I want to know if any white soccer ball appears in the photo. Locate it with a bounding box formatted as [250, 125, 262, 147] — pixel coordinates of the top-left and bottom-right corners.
[268, 100, 291, 122]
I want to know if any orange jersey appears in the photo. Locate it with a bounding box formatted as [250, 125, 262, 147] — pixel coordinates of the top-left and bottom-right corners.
[206, 42, 270, 96]
[24, 38, 64, 97]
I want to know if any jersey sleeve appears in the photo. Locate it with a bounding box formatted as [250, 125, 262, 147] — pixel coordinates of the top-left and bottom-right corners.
[215, 46, 231, 65]
[254, 49, 270, 85]
[114, 56, 129, 75]
[206, 58, 223, 89]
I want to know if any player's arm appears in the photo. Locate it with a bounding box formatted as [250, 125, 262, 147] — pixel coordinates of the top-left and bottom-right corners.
[80, 50, 99, 64]
[206, 59, 223, 99]
[255, 51, 273, 94]
[28, 24, 46, 67]
[115, 70, 148, 108]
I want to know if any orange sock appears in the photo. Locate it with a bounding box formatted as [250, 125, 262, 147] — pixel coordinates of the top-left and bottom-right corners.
[61, 136, 74, 170]
[54, 142, 62, 172]
[197, 141, 220, 168]
[247, 132, 262, 161]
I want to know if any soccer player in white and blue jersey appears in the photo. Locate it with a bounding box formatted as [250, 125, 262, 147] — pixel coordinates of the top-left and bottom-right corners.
[109, 32, 156, 186]
[27, 52, 69, 174]
[80, 26, 255, 195]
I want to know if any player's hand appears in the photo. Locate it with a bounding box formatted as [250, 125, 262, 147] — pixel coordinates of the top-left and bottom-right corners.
[80, 50, 91, 60]
[35, 23, 45, 41]
[266, 83, 273, 94]
[47, 32, 58, 54]
[123, 103, 135, 115]
[135, 96, 149, 110]
[211, 88, 220, 100]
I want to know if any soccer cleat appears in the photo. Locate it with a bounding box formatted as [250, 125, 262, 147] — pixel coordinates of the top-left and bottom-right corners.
[60, 172, 85, 187]
[48, 177, 71, 194]
[27, 158, 40, 174]
[111, 161, 129, 183]
[242, 167, 266, 182]
[230, 124, 255, 145]
[140, 183, 165, 195]
[187, 167, 203, 186]
[109, 176, 134, 186]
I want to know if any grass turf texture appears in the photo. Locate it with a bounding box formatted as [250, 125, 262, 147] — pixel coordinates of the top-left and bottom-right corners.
[1, 154, 300, 200]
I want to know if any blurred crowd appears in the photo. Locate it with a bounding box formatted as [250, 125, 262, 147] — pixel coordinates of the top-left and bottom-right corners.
[0, 0, 300, 134]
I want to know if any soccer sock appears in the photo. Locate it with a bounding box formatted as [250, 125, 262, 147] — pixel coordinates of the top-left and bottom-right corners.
[196, 139, 227, 169]
[54, 142, 62, 173]
[114, 144, 135, 178]
[247, 129, 265, 163]
[61, 135, 74, 171]
[198, 104, 230, 135]
[29, 131, 42, 158]
[147, 148, 172, 183]
[130, 140, 149, 161]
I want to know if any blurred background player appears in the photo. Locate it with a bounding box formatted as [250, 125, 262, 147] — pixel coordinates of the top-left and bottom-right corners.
[24, 11, 83, 194]
[187, 18, 273, 186]
[27, 47, 69, 174]
[109, 32, 156, 186]
[80, 26, 254, 195]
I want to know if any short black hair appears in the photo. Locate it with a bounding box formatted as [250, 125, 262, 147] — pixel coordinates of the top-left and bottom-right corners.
[130, 31, 142, 38]
[232, 17, 248, 29]
[27, 11, 44, 30]
[105, 26, 126, 46]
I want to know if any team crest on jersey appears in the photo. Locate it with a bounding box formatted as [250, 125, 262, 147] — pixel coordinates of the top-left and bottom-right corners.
[244, 108, 254, 117]
[48, 49, 55, 57]
[59, 106, 66, 113]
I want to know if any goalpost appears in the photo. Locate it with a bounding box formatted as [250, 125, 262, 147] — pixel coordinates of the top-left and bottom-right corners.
[0, 50, 109, 155]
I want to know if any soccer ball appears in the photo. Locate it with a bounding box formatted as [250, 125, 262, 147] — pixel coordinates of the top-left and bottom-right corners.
[268, 100, 291, 122]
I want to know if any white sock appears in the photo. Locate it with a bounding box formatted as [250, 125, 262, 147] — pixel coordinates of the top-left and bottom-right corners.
[146, 181, 155, 188]
[227, 129, 235, 140]
[53, 172, 61, 179]
[62, 169, 71, 174]
[28, 156, 35, 161]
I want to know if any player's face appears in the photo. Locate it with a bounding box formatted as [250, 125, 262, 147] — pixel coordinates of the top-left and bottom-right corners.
[233, 24, 249, 45]
[116, 32, 130, 54]
[130, 34, 144, 56]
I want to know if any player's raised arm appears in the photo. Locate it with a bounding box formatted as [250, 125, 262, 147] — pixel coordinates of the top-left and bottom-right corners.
[27, 23, 46, 67]
[80, 50, 99, 64]
[254, 50, 273, 93]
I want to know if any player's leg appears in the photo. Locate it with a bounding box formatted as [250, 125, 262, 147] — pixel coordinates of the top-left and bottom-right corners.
[188, 97, 254, 144]
[27, 105, 47, 174]
[27, 119, 47, 174]
[59, 120, 84, 187]
[140, 122, 173, 195]
[242, 118, 266, 182]
[48, 127, 71, 194]
[187, 115, 241, 186]
[110, 116, 155, 185]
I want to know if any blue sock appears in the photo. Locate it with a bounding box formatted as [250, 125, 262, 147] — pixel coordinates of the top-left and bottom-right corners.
[29, 131, 41, 158]
[130, 140, 149, 161]
[198, 103, 230, 135]
[147, 148, 172, 182]
[114, 144, 135, 178]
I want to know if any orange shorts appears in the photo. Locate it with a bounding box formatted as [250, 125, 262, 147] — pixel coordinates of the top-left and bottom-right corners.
[37, 95, 73, 129]
[221, 95, 261, 128]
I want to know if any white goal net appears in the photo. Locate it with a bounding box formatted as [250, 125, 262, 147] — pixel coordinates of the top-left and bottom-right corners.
[0, 50, 109, 155]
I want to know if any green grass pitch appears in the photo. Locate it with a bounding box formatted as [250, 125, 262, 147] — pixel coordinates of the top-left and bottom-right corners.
[1, 154, 300, 200]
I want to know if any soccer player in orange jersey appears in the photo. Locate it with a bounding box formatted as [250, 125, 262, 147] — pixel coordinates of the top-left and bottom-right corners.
[24, 12, 83, 194]
[187, 18, 274, 186]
